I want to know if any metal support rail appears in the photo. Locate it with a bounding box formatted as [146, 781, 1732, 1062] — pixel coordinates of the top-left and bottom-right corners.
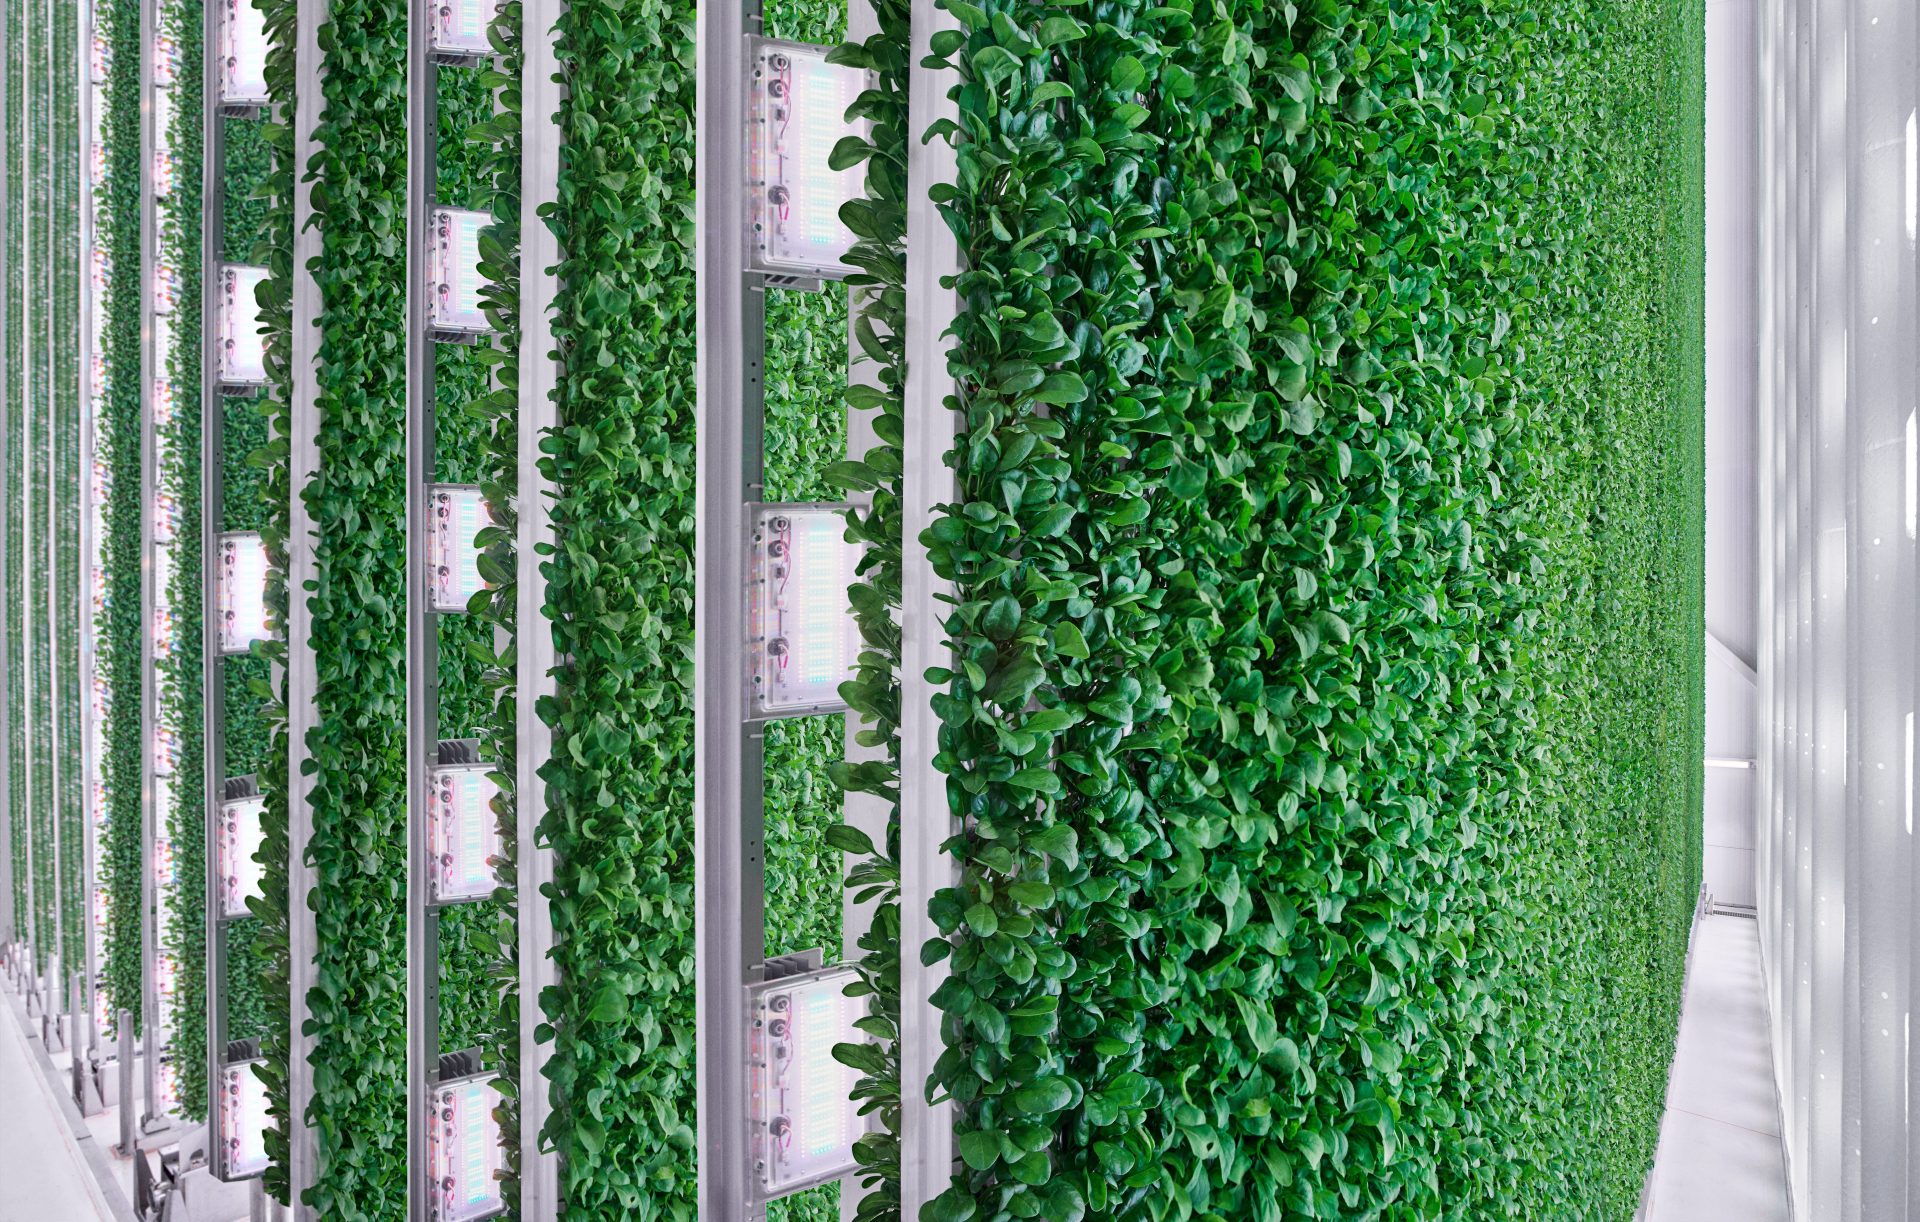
[514, 0, 561, 1208]
[286, 0, 327, 1205]
[136, 0, 161, 1128]
[403, 1, 441, 1211]
[898, 0, 959, 1207]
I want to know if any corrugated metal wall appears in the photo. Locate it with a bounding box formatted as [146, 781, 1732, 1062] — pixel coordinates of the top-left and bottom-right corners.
[1753, 0, 1917, 1215]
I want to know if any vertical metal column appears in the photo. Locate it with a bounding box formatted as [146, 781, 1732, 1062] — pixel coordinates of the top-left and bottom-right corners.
[515, 0, 561, 1208]
[898, 0, 958, 1208]
[286, 0, 327, 1205]
[77, 0, 98, 1039]
[1842, 0, 1917, 1209]
[402, 3, 439, 1213]
[692, 0, 769, 1207]
[0, 0, 12, 951]
[201, 0, 231, 1166]
[1806, 0, 1849, 1207]
[136, 0, 161, 1125]
[45, 0, 63, 1005]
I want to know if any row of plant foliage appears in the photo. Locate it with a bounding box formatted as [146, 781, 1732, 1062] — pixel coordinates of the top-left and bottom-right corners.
[920, 0, 1706, 1219]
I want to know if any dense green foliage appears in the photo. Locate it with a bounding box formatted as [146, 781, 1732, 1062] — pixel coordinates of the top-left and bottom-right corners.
[816, 0, 911, 1215]
[98, 0, 144, 1027]
[300, 0, 413, 1207]
[2, 0, 17, 954]
[921, 2, 1704, 1221]
[161, 0, 209, 1118]
[538, 0, 699, 1207]
[463, 0, 525, 1206]
[252, 0, 300, 1197]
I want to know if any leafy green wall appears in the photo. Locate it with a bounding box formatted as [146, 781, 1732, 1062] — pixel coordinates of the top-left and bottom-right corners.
[922, 2, 1705, 1220]
[98, 0, 143, 1034]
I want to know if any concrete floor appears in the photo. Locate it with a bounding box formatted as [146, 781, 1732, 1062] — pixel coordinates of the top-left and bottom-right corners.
[0, 986, 116, 1222]
[1644, 913, 1792, 1222]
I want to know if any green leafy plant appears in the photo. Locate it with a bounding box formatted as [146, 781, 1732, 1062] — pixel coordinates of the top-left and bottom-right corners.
[251, 0, 300, 1197]
[98, 0, 145, 1029]
[921, 1, 1706, 1220]
[538, 0, 701, 1205]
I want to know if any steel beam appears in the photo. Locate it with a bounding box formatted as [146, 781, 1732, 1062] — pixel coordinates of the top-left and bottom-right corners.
[898, 0, 959, 1209]
[286, 0, 328, 1204]
[514, 0, 562, 1209]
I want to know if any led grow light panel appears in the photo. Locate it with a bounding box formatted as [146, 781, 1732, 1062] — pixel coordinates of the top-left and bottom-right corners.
[157, 1057, 181, 1116]
[749, 966, 869, 1199]
[217, 793, 265, 920]
[747, 40, 868, 279]
[154, 33, 180, 86]
[154, 261, 180, 315]
[154, 720, 180, 778]
[427, 485, 489, 612]
[218, 264, 270, 388]
[91, 140, 107, 189]
[747, 505, 860, 718]
[427, 763, 501, 904]
[429, 1074, 504, 1220]
[431, 0, 500, 59]
[219, 1059, 272, 1179]
[154, 490, 180, 544]
[91, 32, 109, 82]
[218, 0, 270, 108]
[428, 207, 492, 337]
[217, 532, 271, 655]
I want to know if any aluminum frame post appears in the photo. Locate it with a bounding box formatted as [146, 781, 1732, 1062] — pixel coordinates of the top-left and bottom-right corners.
[899, 0, 960, 1207]
[286, 0, 328, 1205]
[78, 0, 99, 1041]
[402, 2, 442, 1214]
[0, 0, 12, 953]
[515, 0, 562, 1209]
[692, 0, 771, 1207]
[136, 0, 162, 1128]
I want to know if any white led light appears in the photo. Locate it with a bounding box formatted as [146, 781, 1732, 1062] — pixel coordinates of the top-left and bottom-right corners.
[427, 485, 490, 612]
[217, 789, 266, 920]
[747, 40, 869, 280]
[427, 758, 502, 904]
[219, 1058, 273, 1178]
[154, 33, 180, 86]
[747, 504, 861, 718]
[427, 207, 493, 337]
[91, 141, 107, 189]
[749, 966, 870, 1199]
[91, 32, 110, 82]
[154, 90, 176, 194]
[218, 264, 271, 389]
[218, 0, 271, 109]
[155, 260, 180, 315]
[430, 0, 501, 59]
[429, 1074, 505, 1220]
[217, 532, 272, 655]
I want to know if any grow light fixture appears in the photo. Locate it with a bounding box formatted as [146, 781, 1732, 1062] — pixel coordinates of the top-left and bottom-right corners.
[217, 0, 270, 113]
[748, 964, 870, 1199]
[154, 33, 180, 86]
[427, 207, 492, 340]
[426, 485, 489, 612]
[746, 39, 869, 282]
[154, 261, 180, 315]
[91, 32, 109, 82]
[427, 739, 501, 905]
[429, 0, 501, 62]
[427, 1061, 505, 1220]
[216, 777, 265, 920]
[217, 264, 270, 391]
[218, 1049, 272, 1179]
[747, 504, 860, 718]
[216, 532, 271, 655]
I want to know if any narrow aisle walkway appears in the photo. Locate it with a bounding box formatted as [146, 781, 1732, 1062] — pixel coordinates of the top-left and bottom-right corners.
[0, 989, 114, 1222]
[1644, 913, 1790, 1222]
